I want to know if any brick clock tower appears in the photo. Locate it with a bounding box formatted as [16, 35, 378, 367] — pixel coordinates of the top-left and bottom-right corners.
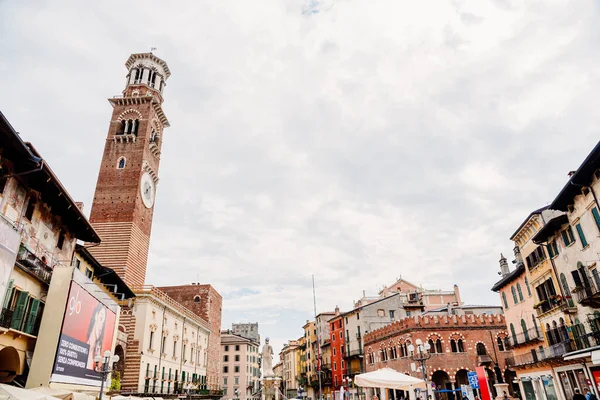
[89, 52, 170, 286]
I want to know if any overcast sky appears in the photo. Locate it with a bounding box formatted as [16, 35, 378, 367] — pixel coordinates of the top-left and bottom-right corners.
[1, 0, 599, 354]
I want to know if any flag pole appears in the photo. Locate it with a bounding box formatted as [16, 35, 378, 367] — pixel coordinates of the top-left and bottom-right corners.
[313, 274, 323, 400]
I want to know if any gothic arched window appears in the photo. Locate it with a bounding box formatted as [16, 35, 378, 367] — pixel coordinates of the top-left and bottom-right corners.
[502, 292, 509, 309]
[457, 339, 464, 352]
[496, 337, 505, 352]
[511, 286, 518, 304]
[517, 283, 524, 301]
[525, 277, 532, 296]
[450, 339, 457, 353]
[521, 319, 529, 342]
[476, 343, 487, 356]
[117, 157, 126, 169]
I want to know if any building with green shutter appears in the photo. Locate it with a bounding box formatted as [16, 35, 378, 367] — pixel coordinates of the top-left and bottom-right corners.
[0, 111, 133, 388]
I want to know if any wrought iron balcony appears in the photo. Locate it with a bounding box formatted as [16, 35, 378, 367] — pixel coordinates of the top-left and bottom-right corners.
[16, 245, 52, 284]
[506, 328, 544, 348]
[507, 333, 600, 368]
[573, 283, 600, 308]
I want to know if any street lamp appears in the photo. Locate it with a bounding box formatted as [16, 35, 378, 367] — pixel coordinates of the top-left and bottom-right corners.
[94, 350, 120, 400]
[407, 339, 431, 400]
[344, 377, 353, 400]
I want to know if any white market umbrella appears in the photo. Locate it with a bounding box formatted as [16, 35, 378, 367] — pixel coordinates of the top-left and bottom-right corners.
[355, 368, 426, 390]
[0, 385, 62, 400]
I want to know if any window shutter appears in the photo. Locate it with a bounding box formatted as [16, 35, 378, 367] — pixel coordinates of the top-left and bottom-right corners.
[547, 244, 554, 259]
[10, 291, 29, 330]
[593, 208, 600, 231]
[576, 224, 588, 248]
[24, 298, 40, 334]
[562, 230, 570, 246]
[2, 280, 13, 309]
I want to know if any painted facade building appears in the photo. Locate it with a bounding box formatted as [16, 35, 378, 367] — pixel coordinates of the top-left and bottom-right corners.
[0, 112, 135, 391]
[281, 340, 299, 398]
[220, 330, 260, 400]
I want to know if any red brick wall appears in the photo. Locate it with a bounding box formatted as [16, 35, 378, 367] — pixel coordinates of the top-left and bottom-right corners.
[363, 314, 511, 386]
[88, 92, 167, 286]
[157, 284, 223, 390]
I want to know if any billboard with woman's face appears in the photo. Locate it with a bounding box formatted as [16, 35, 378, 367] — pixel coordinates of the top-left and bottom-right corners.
[50, 280, 117, 386]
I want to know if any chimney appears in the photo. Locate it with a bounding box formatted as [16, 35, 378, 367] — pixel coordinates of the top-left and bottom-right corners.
[447, 302, 453, 316]
[513, 246, 523, 266]
[75, 202, 84, 212]
[453, 284, 462, 305]
[499, 253, 510, 277]
[334, 306, 340, 316]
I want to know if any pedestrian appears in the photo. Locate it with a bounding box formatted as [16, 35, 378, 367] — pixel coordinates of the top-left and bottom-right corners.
[574, 388, 587, 400]
[584, 388, 598, 400]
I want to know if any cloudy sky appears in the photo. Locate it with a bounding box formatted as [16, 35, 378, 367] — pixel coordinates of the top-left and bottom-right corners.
[1, 0, 599, 353]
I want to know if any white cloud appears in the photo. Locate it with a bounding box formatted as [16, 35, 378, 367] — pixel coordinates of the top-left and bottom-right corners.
[1, 0, 599, 353]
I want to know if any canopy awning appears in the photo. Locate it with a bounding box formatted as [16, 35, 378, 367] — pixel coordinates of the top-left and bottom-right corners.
[0, 385, 61, 400]
[354, 368, 426, 390]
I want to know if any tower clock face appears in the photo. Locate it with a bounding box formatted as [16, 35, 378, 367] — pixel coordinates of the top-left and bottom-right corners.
[140, 172, 155, 208]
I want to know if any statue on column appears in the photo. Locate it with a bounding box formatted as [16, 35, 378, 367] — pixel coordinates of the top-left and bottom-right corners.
[262, 337, 274, 376]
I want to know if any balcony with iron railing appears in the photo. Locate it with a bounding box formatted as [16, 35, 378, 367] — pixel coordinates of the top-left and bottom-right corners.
[16, 245, 53, 285]
[506, 328, 544, 348]
[573, 283, 600, 308]
[535, 296, 577, 317]
[506, 331, 600, 367]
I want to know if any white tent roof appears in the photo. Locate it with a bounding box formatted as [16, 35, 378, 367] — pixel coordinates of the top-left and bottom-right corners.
[354, 368, 426, 390]
[0, 385, 62, 400]
[30, 386, 95, 400]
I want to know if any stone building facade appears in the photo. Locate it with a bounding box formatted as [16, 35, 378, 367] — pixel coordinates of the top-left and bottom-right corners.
[158, 284, 223, 391]
[220, 330, 260, 400]
[364, 313, 514, 399]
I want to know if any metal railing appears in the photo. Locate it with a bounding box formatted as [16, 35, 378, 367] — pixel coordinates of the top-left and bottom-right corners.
[16, 245, 52, 284]
[573, 283, 600, 304]
[507, 333, 600, 367]
[348, 349, 363, 357]
[506, 328, 543, 348]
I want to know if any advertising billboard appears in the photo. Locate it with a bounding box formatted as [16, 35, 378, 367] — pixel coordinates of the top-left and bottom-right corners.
[50, 280, 117, 386]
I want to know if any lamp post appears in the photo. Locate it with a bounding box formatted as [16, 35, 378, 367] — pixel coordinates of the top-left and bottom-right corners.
[407, 339, 431, 400]
[94, 350, 120, 400]
[343, 377, 353, 400]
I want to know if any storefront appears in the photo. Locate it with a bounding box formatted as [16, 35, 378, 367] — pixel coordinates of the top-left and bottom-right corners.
[517, 371, 558, 400]
[553, 364, 595, 400]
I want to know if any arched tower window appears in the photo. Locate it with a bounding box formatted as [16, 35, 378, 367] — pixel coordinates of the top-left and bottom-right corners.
[117, 157, 126, 169]
[135, 67, 144, 83]
[511, 286, 518, 304]
[457, 339, 464, 352]
[194, 295, 200, 303]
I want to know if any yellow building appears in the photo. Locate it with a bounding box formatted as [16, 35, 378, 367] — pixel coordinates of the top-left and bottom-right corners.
[303, 320, 318, 398]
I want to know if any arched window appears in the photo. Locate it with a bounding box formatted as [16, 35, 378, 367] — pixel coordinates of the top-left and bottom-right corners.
[533, 315, 539, 336]
[428, 339, 435, 353]
[511, 286, 518, 304]
[560, 273, 574, 307]
[118, 120, 126, 135]
[510, 323, 517, 345]
[521, 319, 529, 342]
[194, 295, 201, 303]
[436, 339, 443, 353]
[117, 157, 126, 169]
[450, 339, 457, 353]
[457, 339, 464, 352]
[517, 283, 524, 301]
[476, 343, 487, 356]
[497, 337, 505, 352]
[525, 277, 532, 296]
[502, 292, 509, 309]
